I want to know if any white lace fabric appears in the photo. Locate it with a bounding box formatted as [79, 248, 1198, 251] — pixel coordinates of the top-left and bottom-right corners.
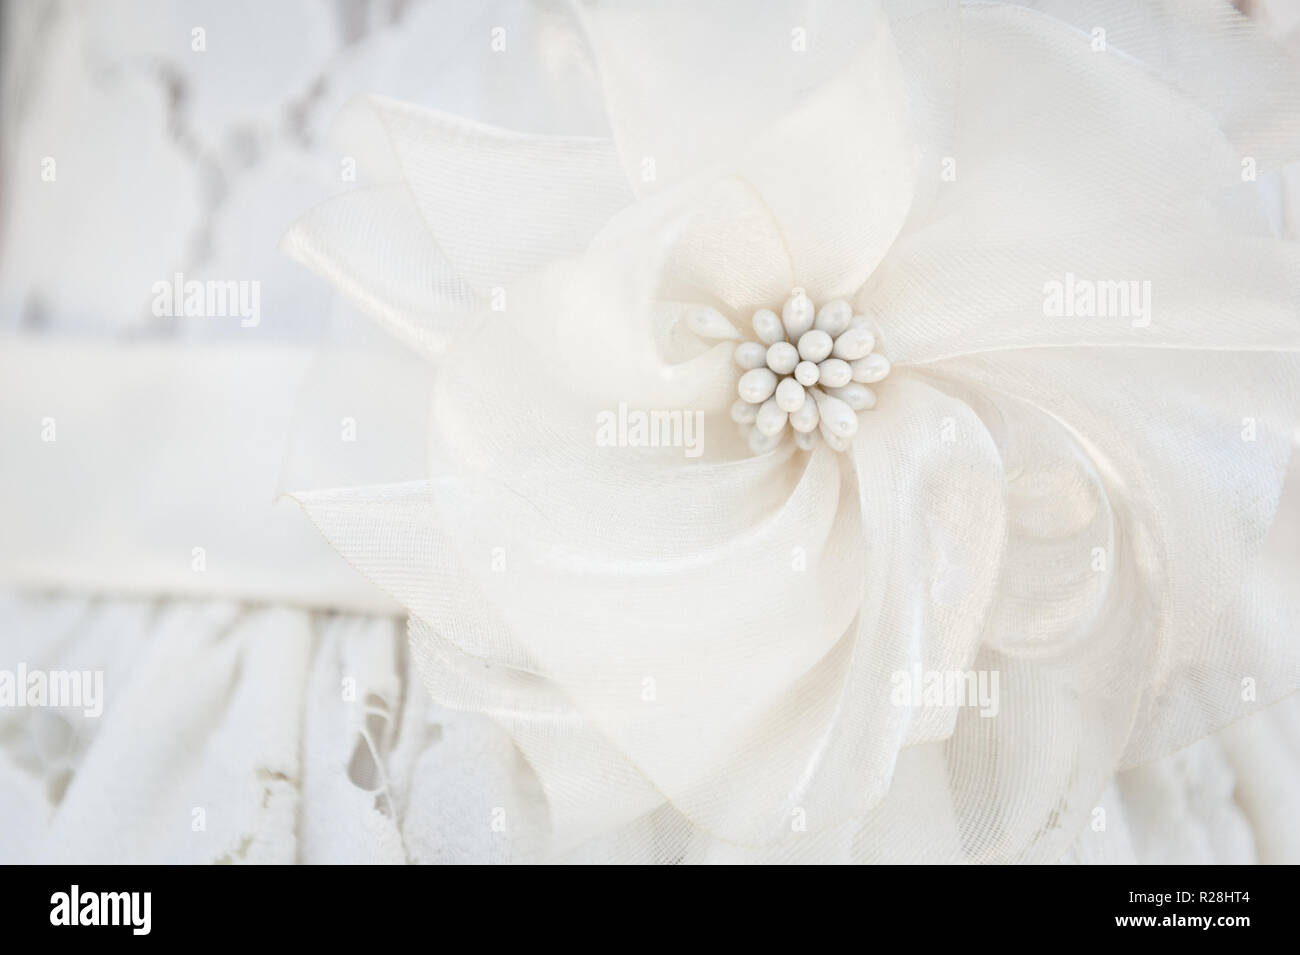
[0, 593, 548, 864]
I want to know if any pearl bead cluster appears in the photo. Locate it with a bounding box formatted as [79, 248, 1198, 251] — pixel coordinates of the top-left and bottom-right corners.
[688, 288, 890, 453]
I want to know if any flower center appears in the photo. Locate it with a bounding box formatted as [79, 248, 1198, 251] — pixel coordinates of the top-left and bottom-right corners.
[719, 289, 890, 453]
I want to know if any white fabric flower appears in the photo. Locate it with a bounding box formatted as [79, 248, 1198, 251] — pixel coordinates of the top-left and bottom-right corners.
[284, 0, 1300, 861]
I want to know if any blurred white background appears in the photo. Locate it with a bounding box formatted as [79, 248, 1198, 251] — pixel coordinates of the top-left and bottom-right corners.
[0, 0, 601, 343]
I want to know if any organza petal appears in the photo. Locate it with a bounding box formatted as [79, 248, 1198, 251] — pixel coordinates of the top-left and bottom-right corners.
[664, 374, 1007, 843]
[918, 347, 1300, 777]
[581, 0, 915, 301]
[415, 249, 865, 840]
[737, 15, 915, 301]
[280, 184, 473, 359]
[1011, 0, 1300, 164]
[361, 95, 634, 291]
[420, 436, 859, 843]
[658, 177, 797, 314]
[291, 481, 669, 845]
[578, 0, 890, 192]
[873, 3, 1300, 365]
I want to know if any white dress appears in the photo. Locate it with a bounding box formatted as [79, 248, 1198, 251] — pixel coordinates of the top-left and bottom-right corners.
[3, 0, 1300, 864]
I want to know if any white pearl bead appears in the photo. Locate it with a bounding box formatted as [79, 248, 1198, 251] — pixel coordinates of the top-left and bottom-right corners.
[755, 398, 788, 436]
[849, 313, 873, 330]
[789, 393, 820, 433]
[734, 341, 768, 370]
[775, 377, 806, 412]
[794, 360, 820, 386]
[737, 367, 778, 403]
[813, 390, 858, 439]
[684, 305, 740, 340]
[797, 329, 833, 363]
[793, 429, 819, 451]
[765, 341, 799, 375]
[752, 308, 786, 345]
[850, 353, 890, 383]
[818, 358, 852, 388]
[814, 299, 852, 337]
[781, 289, 816, 340]
[731, 398, 759, 423]
[748, 427, 782, 454]
[825, 383, 876, 410]
[819, 421, 850, 452]
[831, 327, 874, 360]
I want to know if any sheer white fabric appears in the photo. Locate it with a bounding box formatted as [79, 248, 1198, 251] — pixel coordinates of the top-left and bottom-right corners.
[278, 0, 1300, 861]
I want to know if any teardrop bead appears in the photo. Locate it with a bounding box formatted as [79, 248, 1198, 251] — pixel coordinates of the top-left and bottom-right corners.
[797, 329, 833, 363]
[775, 377, 806, 412]
[850, 353, 890, 383]
[755, 398, 788, 437]
[765, 341, 799, 375]
[817, 358, 852, 388]
[814, 299, 852, 337]
[752, 308, 786, 345]
[781, 289, 816, 340]
[831, 327, 874, 361]
[789, 393, 820, 433]
[734, 341, 768, 370]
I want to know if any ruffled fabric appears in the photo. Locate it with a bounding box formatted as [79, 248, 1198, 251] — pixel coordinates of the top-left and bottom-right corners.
[282, 0, 1300, 861]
